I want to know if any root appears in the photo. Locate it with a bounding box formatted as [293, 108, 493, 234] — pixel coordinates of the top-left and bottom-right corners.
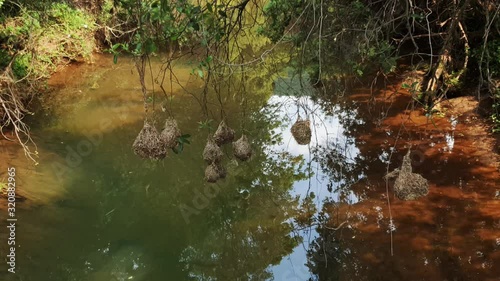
[0, 61, 38, 163]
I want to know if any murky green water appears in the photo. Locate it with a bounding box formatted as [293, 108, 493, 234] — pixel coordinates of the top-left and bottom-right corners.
[0, 56, 330, 281]
[1, 55, 499, 281]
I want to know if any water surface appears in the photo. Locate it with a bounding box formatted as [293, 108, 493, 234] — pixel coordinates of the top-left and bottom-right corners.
[0, 55, 499, 281]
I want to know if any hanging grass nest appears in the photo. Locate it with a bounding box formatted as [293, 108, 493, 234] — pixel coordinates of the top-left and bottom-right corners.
[204, 162, 226, 183]
[394, 172, 429, 200]
[213, 120, 235, 146]
[385, 150, 429, 200]
[203, 137, 223, 164]
[132, 120, 167, 160]
[160, 118, 181, 149]
[291, 118, 312, 145]
[233, 134, 252, 161]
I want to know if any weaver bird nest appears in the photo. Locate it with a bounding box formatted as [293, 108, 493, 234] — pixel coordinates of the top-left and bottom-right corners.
[160, 118, 181, 149]
[291, 119, 311, 145]
[205, 162, 226, 183]
[213, 120, 235, 146]
[132, 121, 167, 160]
[385, 150, 429, 200]
[233, 134, 252, 161]
[203, 137, 223, 164]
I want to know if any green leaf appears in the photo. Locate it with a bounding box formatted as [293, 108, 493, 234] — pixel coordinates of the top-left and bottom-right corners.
[135, 43, 142, 53]
[192, 6, 201, 14]
[218, 10, 227, 18]
[113, 54, 118, 64]
[197, 69, 204, 78]
[144, 39, 157, 54]
[191, 21, 200, 31]
[198, 119, 213, 130]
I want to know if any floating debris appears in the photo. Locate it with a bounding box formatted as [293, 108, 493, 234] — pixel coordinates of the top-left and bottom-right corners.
[213, 120, 235, 146]
[132, 121, 167, 160]
[233, 134, 252, 161]
[385, 149, 429, 200]
[160, 118, 181, 149]
[203, 137, 223, 163]
[291, 118, 312, 145]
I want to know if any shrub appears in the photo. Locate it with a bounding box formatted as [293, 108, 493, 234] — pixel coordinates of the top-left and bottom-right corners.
[0, 3, 96, 79]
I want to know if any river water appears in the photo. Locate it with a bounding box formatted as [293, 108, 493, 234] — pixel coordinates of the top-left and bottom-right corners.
[0, 55, 499, 281]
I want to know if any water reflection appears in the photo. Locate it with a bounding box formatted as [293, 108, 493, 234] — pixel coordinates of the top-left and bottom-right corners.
[302, 81, 500, 280]
[1, 55, 499, 281]
[264, 77, 365, 279]
[1, 57, 314, 281]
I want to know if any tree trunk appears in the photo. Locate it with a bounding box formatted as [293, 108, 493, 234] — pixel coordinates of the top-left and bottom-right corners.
[421, 0, 471, 107]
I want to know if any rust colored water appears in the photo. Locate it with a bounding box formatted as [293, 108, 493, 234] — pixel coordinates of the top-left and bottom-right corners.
[309, 75, 500, 281]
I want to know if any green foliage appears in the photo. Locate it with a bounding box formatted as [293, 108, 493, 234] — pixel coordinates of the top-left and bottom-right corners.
[110, 0, 211, 58]
[260, 0, 303, 43]
[98, 0, 115, 23]
[260, 0, 397, 85]
[197, 119, 213, 130]
[0, 2, 95, 80]
[12, 54, 30, 78]
[172, 134, 191, 154]
[474, 39, 500, 133]
[43, 3, 96, 60]
[0, 9, 41, 45]
[0, 49, 10, 69]
[484, 39, 500, 77]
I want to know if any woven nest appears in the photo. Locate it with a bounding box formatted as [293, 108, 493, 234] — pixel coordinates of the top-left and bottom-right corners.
[160, 118, 181, 149]
[204, 162, 226, 183]
[386, 149, 429, 200]
[203, 137, 223, 164]
[233, 134, 252, 161]
[291, 119, 312, 145]
[394, 172, 429, 200]
[132, 121, 167, 160]
[213, 120, 235, 146]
